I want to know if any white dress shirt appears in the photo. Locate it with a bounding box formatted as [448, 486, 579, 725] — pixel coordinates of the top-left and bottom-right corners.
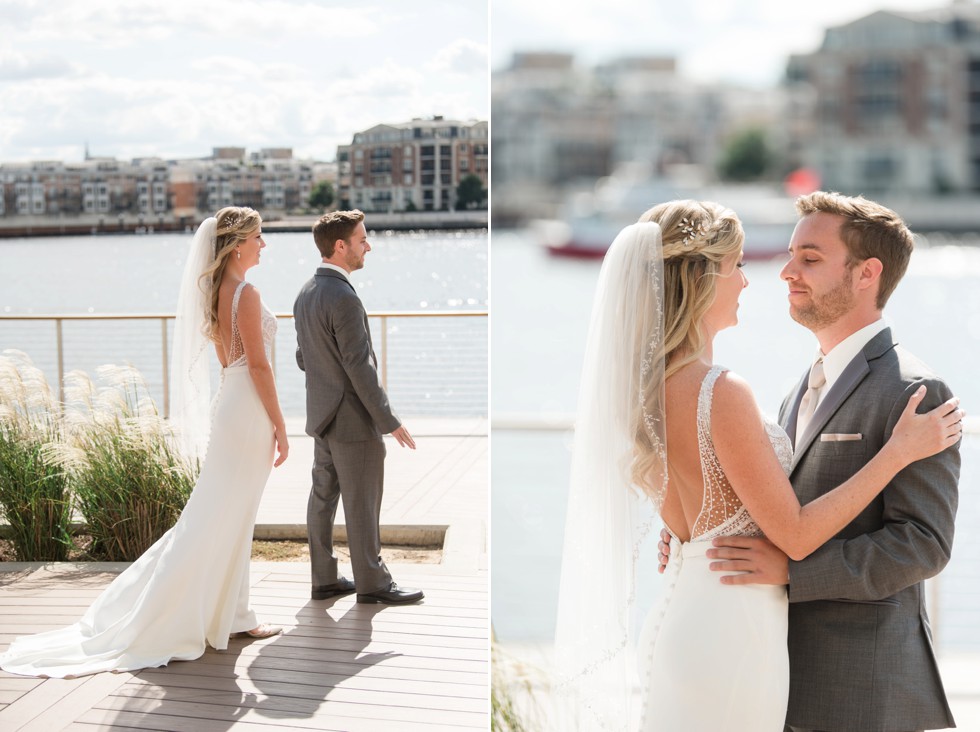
[806, 318, 889, 413]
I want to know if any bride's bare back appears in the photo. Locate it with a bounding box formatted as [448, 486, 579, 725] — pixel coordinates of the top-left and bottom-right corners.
[661, 364, 712, 541]
[214, 278, 242, 368]
[661, 362, 790, 543]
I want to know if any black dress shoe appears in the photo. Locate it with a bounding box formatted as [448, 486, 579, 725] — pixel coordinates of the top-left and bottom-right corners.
[356, 582, 424, 605]
[311, 577, 356, 600]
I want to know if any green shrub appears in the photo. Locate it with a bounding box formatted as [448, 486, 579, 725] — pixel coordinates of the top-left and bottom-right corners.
[0, 350, 73, 561]
[60, 365, 195, 561]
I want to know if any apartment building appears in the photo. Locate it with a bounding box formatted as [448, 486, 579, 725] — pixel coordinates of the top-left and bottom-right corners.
[491, 52, 784, 191]
[785, 2, 980, 194]
[336, 117, 488, 212]
[0, 148, 332, 222]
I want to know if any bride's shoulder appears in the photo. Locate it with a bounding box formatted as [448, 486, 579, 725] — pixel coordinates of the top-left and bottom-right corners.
[233, 283, 263, 318]
[710, 369, 764, 424]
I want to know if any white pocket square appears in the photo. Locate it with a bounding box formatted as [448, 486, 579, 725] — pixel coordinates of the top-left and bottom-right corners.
[820, 433, 863, 442]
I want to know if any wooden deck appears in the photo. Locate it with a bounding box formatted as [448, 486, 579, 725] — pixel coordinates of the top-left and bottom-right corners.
[0, 562, 488, 731]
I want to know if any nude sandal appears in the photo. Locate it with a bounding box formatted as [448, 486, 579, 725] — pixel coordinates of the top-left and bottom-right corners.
[233, 623, 282, 639]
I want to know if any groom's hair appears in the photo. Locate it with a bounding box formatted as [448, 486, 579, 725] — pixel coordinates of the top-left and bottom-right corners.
[795, 191, 913, 309]
[313, 209, 366, 258]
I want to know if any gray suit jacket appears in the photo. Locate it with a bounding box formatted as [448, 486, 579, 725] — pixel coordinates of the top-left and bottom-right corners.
[293, 269, 401, 442]
[778, 328, 959, 731]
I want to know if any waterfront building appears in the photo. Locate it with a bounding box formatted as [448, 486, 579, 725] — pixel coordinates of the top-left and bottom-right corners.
[336, 117, 488, 213]
[784, 1, 980, 194]
[0, 149, 335, 228]
[491, 51, 788, 225]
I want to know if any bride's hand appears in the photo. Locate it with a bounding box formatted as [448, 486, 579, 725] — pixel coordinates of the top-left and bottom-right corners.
[888, 386, 963, 465]
[274, 426, 289, 467]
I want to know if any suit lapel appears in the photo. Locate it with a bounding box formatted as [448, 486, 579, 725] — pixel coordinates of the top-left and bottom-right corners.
[782, 372, 809, 446]
[789, 328, 897, 471]
[791, 356, 870, 469]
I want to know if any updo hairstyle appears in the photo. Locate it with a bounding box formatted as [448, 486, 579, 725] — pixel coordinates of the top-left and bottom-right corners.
[200, 206, 262, 344]
[637, 200, 744, 378]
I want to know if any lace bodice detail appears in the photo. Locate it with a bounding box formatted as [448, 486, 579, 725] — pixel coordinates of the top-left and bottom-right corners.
[689, 366, 793, 542]
[227, 281, 277, 368]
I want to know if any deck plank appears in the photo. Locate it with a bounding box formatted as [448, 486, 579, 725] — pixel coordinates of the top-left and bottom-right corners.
[0, 562, 488, 730]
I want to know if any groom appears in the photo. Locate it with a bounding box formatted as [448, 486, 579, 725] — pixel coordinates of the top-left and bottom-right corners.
[294, 209, 424, 605]
[690, 191, 960, 732]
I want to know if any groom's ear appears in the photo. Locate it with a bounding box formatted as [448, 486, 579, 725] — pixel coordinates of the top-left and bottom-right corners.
[334, 237, 347, 255]
[855, 257, 883, 294]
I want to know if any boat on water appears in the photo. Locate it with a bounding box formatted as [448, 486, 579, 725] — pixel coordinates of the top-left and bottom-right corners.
[535, 165, 801, 261]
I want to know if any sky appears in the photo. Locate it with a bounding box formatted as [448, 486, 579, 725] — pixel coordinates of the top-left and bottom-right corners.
[492, 0, 970, 86]
[0, 0, 488, 164]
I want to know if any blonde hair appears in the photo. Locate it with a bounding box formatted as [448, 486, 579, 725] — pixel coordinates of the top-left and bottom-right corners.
[796, 191, 913, 309]
[631, 201, 744, 495]
[200, 206, 262, 344]
[638, 200, 745, 378]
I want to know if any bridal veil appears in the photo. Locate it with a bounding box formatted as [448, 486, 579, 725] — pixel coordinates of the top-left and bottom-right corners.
[554, 222, 667, 730]
[170, 217, 217, 462]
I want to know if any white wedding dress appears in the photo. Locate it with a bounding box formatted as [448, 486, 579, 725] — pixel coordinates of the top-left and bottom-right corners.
[0, 281, 277, 678]
[636, 366, 793, 731]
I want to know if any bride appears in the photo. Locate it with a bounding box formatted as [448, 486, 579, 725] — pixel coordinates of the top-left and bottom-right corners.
[553, 200, 961, 730]
[1, 206, 289, 678]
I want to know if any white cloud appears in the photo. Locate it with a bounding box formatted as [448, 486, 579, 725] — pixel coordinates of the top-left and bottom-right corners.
[5, 0, 380, 45]
[428, 39, 488, 76]
[0, 51, 76, 80]
[0, 0, 487, 163]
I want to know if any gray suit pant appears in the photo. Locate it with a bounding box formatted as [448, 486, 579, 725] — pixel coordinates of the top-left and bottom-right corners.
[307, 433, 392, 594]
[787, 727, 923, 732]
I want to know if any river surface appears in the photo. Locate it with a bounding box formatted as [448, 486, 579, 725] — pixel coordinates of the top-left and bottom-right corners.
[0, 229, 488, 417]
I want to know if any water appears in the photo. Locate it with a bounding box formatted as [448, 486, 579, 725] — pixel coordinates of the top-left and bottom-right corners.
[491, 229, 980, 653]
[0, 229, 488, 418]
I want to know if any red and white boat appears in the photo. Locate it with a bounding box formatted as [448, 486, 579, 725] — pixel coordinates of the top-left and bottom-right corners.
[536, 167, 803, 262]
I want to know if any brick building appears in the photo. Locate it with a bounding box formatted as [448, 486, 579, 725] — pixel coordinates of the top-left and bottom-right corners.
[336, 117, 488, 212]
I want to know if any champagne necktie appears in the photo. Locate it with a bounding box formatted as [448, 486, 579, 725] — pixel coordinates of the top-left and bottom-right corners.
[796, 357, 826, 441]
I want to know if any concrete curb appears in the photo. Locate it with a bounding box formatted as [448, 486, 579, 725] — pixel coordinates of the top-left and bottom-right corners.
[252, 523, 447, 546]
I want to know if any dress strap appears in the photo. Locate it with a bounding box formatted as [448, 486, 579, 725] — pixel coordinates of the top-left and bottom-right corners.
[696, 365, 726, 430]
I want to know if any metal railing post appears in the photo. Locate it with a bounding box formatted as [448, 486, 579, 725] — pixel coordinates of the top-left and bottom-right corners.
[161, 317, 170, 418]
[380, 314, 389, 390]
[55, 318, 65, 404]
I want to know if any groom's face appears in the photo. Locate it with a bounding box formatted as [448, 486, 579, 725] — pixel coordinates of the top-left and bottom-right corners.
[780, 212, 859, 332]
[342, 222, 371, 272]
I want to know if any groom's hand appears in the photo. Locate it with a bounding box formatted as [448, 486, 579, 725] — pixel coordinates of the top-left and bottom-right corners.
[390, 425, 416, 450]
[657, 528, 671, 574]
[707, 536, 789, 585]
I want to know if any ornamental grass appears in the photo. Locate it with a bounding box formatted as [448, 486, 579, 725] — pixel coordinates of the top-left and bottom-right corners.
[56, 365, 196, 561]
[491, 627, 544, 732]
[0, 350, 73, 561]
